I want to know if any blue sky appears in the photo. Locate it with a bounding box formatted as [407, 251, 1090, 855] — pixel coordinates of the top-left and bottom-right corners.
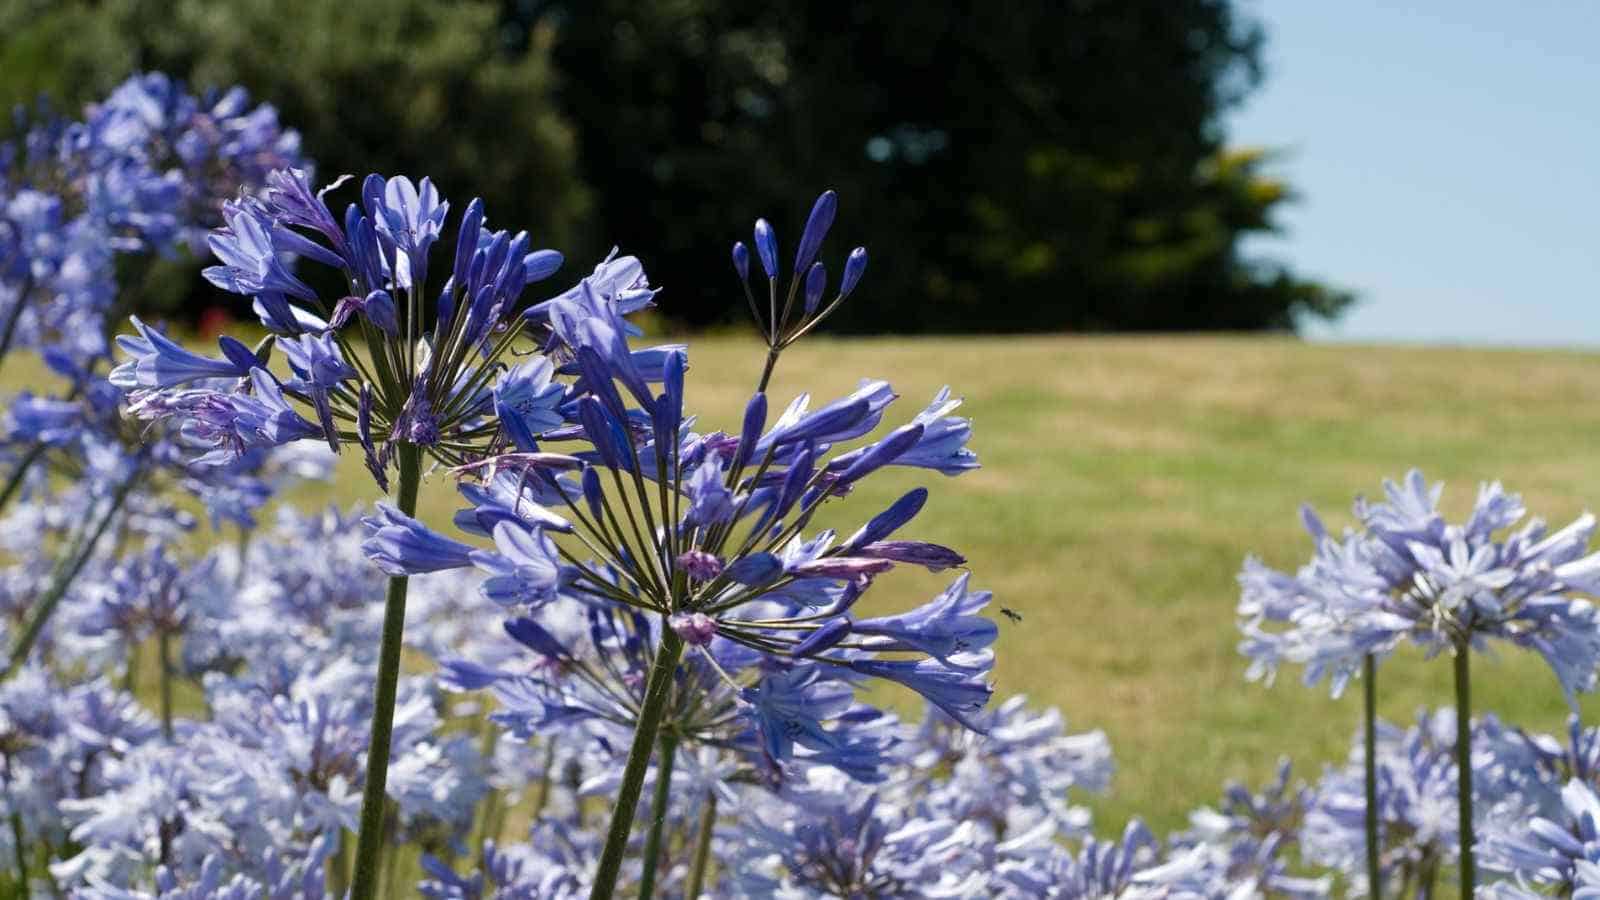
[1229, 2, 1600, 346]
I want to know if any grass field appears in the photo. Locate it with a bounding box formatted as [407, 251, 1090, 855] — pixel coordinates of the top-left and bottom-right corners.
[23, 332, 1600, 835]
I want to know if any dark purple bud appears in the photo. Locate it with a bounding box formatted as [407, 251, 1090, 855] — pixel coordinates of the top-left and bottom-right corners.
[676, 550, 724, 581]
[789, 557, 896, 580]
[793, 617, 852, 658]
[652, 349, 686, 460]
[581, 466, 605, 520]
[498, 233, 531, 298]
[732, 241, 750, 281]
[578, 397, 622, 470]
[360, 174, 386, 220]
[575, 346, 630, 426]
[753, 218, 778, 278]
[218, 335, 259, 373]
[738, 392, 767, 466]
[836, 423, 924, 486]
[651, 396, 676, 464]
[845, 488, 928, 551]
[858, 540, 966, 572]
[803, 262, 827, 317]
[727, 552, 783, 585]
[363, 290, 399, 337]
[793, 190, 837, 275]
[779, 398, 869, 447]
[669, 612, 718, 646]
[250, 333, 275, 368]
[523, 249, 563, 283]
[452, 198, 485, 294]
[504, 617, 570, 660]
[841, 247, 868, 296]
[774, 440, 816, 521]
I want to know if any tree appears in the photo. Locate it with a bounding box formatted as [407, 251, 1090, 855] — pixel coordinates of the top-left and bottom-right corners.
[525, 0, 1349, 332]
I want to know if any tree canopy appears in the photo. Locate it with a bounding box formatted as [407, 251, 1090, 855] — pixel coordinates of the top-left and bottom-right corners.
[0, 0, 1352, 332]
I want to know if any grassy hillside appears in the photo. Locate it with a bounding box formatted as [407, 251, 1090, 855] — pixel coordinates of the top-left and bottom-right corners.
[16, 333, 1600, 833]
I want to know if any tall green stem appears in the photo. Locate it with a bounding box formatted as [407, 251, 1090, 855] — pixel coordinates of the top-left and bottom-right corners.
[531, 737, 559, 821]
[685, 792, 717, 899]
[636, 730, 679, 900]
[756, 348, 780, 394]
[589, 629, 684, 900]
[158, 629, 174, 741]
[1364, 653, 1381, 899]
[1453, 641, 1473, 899]
[350, 443, 422, 900]
[329, 831, 351, 899]
[3, 472, 138, 679]
[0, 443, 45, 513]
[0, 280, 34, 372]
[5, 757, 25, 893]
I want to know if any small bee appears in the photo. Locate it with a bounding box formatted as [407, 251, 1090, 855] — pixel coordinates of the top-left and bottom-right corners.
[1000, 607, 1023, 624]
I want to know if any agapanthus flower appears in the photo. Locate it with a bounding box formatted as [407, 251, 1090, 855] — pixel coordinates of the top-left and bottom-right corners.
[359, 190, 994, 897]
[376, 193, 992, 766]
[115, 167, 674, 488]
[1298, 708, 1532, 896]
[727, 768, 991, 897]
[1174, 760, 1330, 899]
[1239, 471, 1600, 703]
[1480, 778, 1600, 898]
[1, 73, 303, 368]
[906, 695, 1112, 844]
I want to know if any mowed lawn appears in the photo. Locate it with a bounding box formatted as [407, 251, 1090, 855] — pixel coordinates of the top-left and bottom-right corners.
[22, 333, 1600, 834]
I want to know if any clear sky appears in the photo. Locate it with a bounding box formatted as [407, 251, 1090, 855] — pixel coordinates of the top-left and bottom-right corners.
[1229, 2, 1600, 347]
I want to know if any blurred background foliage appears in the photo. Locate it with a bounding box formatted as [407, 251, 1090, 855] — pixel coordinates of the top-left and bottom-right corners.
[0, 0, 1354, 333]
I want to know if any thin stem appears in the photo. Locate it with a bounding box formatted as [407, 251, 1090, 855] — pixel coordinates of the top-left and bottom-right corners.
[636, 730, 679, 900]
[756, 347, 780, 395]
[589, 629, 685, 899]
[158, 629, 174, 742]
[0, 278, 34, 371]
[0, 443, 46, 513]
[685, 792, 716, 899]
[471, 789, 500, 863]
[1363, 653, 1382, 900]
[5, 757, 26, 893]
[1453, 641, 1473, 900]
[531, 737, 559, 820]
[328, 830, 351, 899]
[123, 641, 140, 694]
[1420, 851, 1440, 900]
[350, 443, 422, 900]
[3, 470, 139, 679]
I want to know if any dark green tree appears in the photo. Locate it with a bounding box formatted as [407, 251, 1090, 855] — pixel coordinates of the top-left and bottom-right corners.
[2, 0, 1349, 332]
[0, 0, 590, 317]
[523, 0, 1349, 332]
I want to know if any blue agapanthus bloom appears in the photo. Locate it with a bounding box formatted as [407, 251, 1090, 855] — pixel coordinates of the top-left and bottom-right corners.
[1480, 778, 1600, 898]
[1, 72, 302, 368]
[1296, 708, 1538, 896]
[439, 595, 901, 785]
[115, 168, 665, 493]
[1239, 471, 1600, 703]
[1176, 760, 1330, 899]
[365, 192, 992, 761]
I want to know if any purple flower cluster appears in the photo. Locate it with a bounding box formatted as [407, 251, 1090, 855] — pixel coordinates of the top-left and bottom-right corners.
[0, 74, 322, 682]
[3, 80, 1598, 898]
[1239, 470, 1600, 702]
[1, 72, 302, 368]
